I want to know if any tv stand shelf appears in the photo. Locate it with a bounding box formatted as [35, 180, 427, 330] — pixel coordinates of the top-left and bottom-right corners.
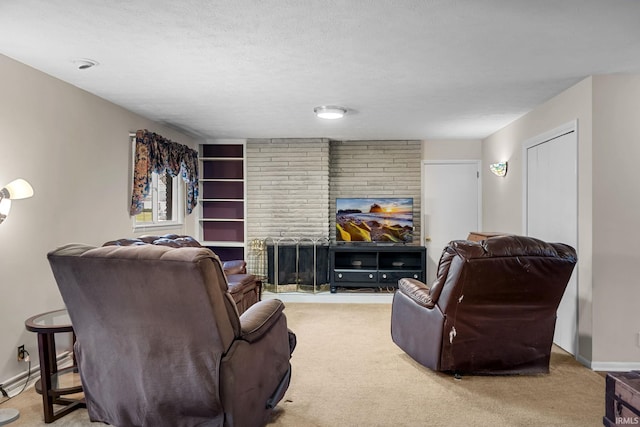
[329, 245, 426, 293]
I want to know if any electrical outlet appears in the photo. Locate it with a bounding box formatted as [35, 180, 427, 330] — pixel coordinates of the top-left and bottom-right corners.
[17, 345, 25, 361]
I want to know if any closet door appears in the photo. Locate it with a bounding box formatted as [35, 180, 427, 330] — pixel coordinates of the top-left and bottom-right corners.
[524, 122, 578, 355]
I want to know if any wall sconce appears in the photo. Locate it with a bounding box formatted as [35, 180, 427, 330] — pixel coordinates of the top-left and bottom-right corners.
[489, 161, 508, 177]
[0, 178, 34, 225]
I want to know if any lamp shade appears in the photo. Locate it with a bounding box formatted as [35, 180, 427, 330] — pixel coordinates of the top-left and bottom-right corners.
[0, 198, 11, 216]
[0, 179, 34, 200]
[0, 198, 10, 224]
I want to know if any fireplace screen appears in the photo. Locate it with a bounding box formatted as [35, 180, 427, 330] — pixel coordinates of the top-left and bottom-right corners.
[264, 238, 329, 292]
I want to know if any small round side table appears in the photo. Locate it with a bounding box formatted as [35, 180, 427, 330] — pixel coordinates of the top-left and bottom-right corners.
[25, 309, 85, 423]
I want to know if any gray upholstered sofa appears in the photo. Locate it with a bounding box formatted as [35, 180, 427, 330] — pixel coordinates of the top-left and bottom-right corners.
[48, 242, 294, 426]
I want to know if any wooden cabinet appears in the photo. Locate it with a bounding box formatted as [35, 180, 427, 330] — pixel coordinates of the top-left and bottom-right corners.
[329, 245, 426, 293]
[604, 372, 640, 426]
[198, 144, 246, 260]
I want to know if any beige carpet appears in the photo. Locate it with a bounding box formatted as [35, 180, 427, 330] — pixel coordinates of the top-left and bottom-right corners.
[3, 303, 605, 426]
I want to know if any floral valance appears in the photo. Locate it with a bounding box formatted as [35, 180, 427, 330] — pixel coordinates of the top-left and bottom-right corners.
[130, 130, 199, 215]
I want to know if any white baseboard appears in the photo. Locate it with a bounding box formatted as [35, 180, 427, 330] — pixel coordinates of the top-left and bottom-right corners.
[0, 351, 73, 397]
[577, 354, 640, 372]
[589, 361, 640, 372]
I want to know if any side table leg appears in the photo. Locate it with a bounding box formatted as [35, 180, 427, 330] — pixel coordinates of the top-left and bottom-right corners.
[37, 332, 56, 423]
[71, 332, 77, 367]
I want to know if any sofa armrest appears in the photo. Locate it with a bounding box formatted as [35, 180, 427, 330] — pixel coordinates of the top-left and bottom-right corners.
[239, 299, 285, 343]
[398, 277, 436, 309]
[223, 260, 246, 275]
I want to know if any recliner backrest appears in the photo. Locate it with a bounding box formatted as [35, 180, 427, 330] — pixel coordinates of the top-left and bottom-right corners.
[431, 235, 577, 372]
[428, 235, 576, 311]
[47, 243, 241, 424]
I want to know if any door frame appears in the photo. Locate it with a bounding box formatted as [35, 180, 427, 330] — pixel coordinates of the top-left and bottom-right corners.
[421, 159, 482, 245]
[521, 119, 579, 355]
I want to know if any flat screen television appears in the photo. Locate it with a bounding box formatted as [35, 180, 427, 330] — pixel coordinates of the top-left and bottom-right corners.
[336, 197, 414, 243]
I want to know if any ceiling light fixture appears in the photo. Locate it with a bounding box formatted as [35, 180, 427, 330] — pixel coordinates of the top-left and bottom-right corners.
[314, 106, 347, 120]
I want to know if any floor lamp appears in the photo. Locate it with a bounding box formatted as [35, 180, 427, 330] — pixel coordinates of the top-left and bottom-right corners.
[0, 178, 34, 425]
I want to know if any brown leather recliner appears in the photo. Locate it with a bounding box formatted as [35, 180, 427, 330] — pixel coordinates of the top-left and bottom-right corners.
[220, 259, 263, 315]
[391, 235, 577, 375]
[103, 234, 262, 315]
[48, 243, 294, 426]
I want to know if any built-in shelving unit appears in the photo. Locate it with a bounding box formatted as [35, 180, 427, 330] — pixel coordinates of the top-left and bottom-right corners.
[329, 245, 426, 293]
[198, 143, 246, 261]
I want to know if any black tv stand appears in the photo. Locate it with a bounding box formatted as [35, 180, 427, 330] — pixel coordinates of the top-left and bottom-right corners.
[329, 245, 426, 293]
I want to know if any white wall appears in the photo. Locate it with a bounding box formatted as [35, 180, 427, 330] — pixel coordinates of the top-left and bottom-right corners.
[422, 139, 482, 160]
[0, 54, 197, 384]
[591, 75, 640, 366]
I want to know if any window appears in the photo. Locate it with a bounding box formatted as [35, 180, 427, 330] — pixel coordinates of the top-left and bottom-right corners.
[131, 135, 184, 229]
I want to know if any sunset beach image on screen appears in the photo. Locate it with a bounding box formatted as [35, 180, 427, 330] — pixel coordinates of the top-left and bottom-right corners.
[335, 198, 414, 243]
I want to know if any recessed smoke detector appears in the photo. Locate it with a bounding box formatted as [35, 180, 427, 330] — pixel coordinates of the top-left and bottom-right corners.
[72, 58, 99, 70]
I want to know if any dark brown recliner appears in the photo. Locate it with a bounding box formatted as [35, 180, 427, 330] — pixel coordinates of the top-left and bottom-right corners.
[391, 235, 577, 375]
[48, 243, 294, 426]
[103, 234, 262, 315]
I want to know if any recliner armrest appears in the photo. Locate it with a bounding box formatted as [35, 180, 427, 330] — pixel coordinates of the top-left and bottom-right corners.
[223, 260, 247, 275]
[398, 277, 436, 309]
[239, 299, 285, 343]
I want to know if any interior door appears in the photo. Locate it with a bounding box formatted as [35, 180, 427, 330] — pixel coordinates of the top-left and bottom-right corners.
[422, 161, 481, 284]
[524, 122, 578, 355]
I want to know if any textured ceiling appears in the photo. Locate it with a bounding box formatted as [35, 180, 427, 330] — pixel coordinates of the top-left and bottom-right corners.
[1, 0, 640, 140]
